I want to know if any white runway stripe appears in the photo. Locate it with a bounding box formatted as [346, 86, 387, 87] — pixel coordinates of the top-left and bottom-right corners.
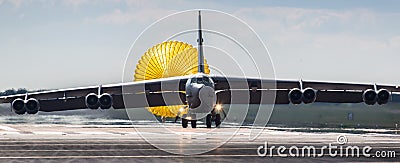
[0, 131, 21, 135]
[32, 131, 66, 135]
[74, 131, 116, 135]
[0, 125, 19, 131]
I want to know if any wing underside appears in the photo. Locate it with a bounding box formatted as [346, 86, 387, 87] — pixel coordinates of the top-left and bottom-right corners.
[212, 76, 399, 105]
[0, 75, 399, 113]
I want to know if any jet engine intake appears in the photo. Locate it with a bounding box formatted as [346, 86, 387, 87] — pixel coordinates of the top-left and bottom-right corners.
[99, 93, 113, 109]
[363, 89, 377, 105]
[377, 89, 390, 105]
[85, 93, 100, 109]
[302, 88, 317, 104]
[26, 98, 39, 114]
[288, 88, 302, 104]
[11, 98, 25, 115]
[288, 88, 317, 104]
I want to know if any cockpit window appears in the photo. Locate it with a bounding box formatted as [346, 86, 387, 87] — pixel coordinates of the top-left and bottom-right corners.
[197, 77, 203, 83]
[191, 76, 212, 86]
[190, 78, 196, 83]
[200, 77, 208, 85]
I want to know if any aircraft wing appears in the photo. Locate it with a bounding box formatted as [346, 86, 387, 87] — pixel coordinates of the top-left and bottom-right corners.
[211, 76, 400, 105]
[0, 76, 189, 112]
[1, 75, 399, 113]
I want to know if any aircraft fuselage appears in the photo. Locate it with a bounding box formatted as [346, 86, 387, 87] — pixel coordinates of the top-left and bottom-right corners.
[185, 73, 216, 115]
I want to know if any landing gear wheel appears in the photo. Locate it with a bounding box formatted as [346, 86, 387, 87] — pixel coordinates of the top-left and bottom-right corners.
[215, 114, 221, 127]
[182, 118, 188, 128]
[206, 114, 212, 128]
[191, 120, 197, 128]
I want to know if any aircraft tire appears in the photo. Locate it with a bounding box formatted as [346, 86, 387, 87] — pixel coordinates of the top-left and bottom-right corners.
[182, 118, 188, 128]
[191, 120, 197, 128]
[215, 114, 221, 127]
[206, 114, 212, 128]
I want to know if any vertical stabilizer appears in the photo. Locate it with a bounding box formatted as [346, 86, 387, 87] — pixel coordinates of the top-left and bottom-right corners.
[197, 10, 205, 73]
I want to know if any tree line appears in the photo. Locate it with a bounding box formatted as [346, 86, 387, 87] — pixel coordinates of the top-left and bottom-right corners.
[0, 88, 47, 96]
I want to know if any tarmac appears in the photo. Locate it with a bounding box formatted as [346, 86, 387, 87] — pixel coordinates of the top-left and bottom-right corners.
[0, 124, 399, 162]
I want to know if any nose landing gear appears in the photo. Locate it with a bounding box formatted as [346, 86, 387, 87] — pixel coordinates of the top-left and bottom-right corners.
[182, 118, 188, 128]
[179, 105, 224, 128]
[206, 110, 221, 128]
[181, 118, 198, 128]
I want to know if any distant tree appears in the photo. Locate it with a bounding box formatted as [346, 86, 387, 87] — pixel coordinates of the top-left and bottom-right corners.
[1, 89, 15, 96]
[0, 88, 45, 96]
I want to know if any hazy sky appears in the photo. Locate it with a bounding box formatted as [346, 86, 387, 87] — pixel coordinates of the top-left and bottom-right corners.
[1, 0, 399, 91]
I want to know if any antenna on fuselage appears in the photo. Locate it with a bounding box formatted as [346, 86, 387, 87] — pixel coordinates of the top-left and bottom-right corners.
[197, 10, 205, 73]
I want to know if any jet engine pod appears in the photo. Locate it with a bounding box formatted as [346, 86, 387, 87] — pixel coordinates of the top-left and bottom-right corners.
[288, 88, 302, 104]
[99, 93, 113, 109]
[26, 98, 40, 114]
[85, 93, 99, 109]
[377, 89, 390, 105]
[363, 89, 377, 105]
[302, 88, 317, 104]
[11, 98, 26, 115]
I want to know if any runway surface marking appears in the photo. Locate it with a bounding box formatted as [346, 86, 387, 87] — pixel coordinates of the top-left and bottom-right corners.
[0, 153, 398, 159]
[0, 125, 19, 131]
[0, 124, 398, 162]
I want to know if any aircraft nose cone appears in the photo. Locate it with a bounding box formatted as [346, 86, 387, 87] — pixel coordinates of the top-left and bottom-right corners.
[199, 86, 216, 108]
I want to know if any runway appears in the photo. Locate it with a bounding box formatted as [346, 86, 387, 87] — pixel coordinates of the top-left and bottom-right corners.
[0, 124, 399, 162]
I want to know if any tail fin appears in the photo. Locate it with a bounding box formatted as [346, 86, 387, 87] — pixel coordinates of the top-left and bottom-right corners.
[197, 10, 205, 73]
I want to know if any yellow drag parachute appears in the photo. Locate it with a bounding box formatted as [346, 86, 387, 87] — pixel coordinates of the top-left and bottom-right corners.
[134, 41, 210, 117]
